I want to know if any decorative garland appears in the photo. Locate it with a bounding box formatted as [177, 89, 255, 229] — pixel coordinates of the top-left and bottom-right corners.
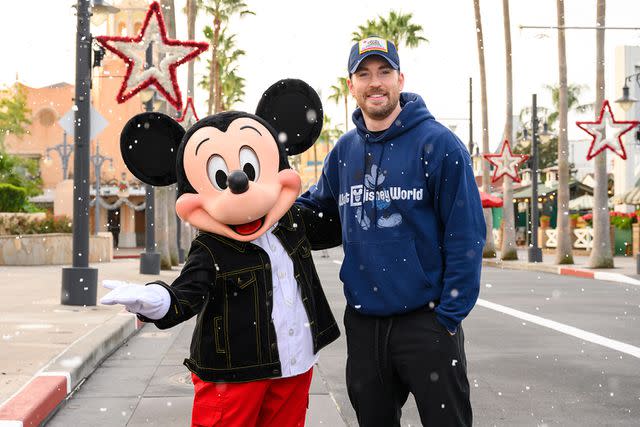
[483, 139, 529, 183]
[576, 100, 639, 161]
[96, 2, 209, 112]
[90, 196, 146, 211]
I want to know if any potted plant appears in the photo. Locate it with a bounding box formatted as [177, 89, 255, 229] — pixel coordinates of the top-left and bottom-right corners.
[540, 215, 551, 228]
[569, 213, 580, 229]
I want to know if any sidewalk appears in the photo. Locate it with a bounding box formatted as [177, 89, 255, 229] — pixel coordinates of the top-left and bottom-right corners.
[0, 259, 181, 426]
[0, 255, 347, 427]
[483, 248, 640, 286]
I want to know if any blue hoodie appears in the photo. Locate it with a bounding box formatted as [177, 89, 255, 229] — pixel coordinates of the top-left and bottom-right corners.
[297, 93, 486, 332]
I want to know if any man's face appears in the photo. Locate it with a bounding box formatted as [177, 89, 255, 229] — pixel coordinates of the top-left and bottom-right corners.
[347, 56, 404, 121]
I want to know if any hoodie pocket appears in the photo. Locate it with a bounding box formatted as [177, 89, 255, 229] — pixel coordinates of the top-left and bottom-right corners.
[339, 238, 432, 314]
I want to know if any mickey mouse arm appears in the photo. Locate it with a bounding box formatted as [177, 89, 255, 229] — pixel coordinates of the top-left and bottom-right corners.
[137, 239, 215, 328]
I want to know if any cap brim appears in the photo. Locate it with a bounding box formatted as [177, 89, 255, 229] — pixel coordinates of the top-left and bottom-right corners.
[349, 52, 399, 74]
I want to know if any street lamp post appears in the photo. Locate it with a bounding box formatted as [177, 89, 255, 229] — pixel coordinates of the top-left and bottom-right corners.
[615, 72, 640, 273]
[61, 0, 118, 306]
[44, 132, 74, 180]
[91, 141, 113, 235]
[139, 44, 161, 275]
[528, 94, 543, 263]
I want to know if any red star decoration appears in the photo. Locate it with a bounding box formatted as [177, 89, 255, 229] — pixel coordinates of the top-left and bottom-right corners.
[96, 2, 208, 112]
[576, 100, 639, 161]
[177, 97, 200, 127]
[483, 140, 529, 183]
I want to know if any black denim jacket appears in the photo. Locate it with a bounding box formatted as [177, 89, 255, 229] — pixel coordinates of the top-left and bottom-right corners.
[141, 205, 341, 383]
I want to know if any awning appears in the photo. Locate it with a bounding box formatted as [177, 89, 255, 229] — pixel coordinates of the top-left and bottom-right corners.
[480, 191, 503, 208]
[612, 187, 640, 205]
[567, 194, 615, 210]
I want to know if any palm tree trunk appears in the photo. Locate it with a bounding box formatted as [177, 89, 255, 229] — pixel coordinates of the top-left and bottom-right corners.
[154, 186, 171, 269]
[187, 0, 196, 100]
[589, 0, 613, 267]
[473, 0, 496, 258]
[213, 16, 222, 114]
[555, 0, 574, 264]
[207, 17, 221, 115]
[501, 0, 517, 260]
[344, 95, 349, 133]
[168, 185, 179, 265]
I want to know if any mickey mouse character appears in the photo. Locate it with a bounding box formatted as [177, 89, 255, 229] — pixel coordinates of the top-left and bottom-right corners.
[101, 79, 341, 426]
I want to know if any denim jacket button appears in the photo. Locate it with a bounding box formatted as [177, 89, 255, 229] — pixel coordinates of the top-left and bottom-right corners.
[265, 263, 271, 270]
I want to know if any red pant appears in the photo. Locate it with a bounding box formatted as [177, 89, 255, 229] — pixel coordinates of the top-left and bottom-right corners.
[191, 368, 313, 427]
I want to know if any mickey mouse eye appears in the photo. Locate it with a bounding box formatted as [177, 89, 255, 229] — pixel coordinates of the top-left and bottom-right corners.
[207, 155, 229, 191]
[239, 146, 260, 182]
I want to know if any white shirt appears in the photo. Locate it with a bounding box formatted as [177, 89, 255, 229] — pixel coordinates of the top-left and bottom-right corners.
[252, 226, 318, 378]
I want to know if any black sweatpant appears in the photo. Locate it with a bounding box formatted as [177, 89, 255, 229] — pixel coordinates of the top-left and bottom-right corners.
[344, 304, 472, 427]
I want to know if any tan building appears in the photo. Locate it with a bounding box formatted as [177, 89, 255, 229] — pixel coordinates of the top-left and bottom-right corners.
[4, 1, 151, 248]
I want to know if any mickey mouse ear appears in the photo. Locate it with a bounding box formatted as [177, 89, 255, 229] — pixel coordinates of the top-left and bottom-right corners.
[255, 79, 323, 156]
[120, 112, 185, 186]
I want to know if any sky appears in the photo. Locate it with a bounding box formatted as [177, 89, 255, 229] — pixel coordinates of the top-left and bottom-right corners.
[2, 0, 640, 153]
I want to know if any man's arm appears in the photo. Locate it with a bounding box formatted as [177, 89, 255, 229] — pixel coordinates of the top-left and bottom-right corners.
[296, 149, 342, 250]
[428, 144, 486, 333]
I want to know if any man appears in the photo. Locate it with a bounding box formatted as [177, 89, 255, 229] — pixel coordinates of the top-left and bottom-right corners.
[297, 37, 485, 426]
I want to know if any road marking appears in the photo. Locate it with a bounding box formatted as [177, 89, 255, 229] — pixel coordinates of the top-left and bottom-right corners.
[333, 258, 640, 358]
[477, 299, 640, 359]
[593, 271, 640, 286]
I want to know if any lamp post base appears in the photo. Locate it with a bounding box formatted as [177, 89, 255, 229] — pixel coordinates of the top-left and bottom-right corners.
[528, 247, 543, 263]
[61, 267, 98, 306]
[140, 252, 161, 275]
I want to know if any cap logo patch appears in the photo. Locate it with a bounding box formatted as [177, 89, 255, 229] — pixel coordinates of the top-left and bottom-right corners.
[358, 37, 388, 54]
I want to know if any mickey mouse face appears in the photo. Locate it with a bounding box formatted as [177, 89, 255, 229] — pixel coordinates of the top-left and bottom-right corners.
[120, 79, 323, 241]
[175, 116, 301, 240]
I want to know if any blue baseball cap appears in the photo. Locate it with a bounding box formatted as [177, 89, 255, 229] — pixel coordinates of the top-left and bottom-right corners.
[348, 37, 400, 74]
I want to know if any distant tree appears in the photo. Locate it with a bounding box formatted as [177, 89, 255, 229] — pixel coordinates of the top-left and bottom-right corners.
[197, 0, 254, 114]
[351, 10, 428, 50]
[0, 84, 31, 149]
[200, 29, 247, 110]
[0, 151, 42, 197]
[328, 77, 350, 133]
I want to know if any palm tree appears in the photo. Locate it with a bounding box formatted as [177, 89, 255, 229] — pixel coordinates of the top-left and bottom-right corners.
[197, 0, 253, 115]
[544, 83, 592, 126]
[199, 28, 247, 110]
[589, 0, 612, 268]
[500, 0, 517, 260]
[473, 0, 496, 258]
[328, 77, 350, 133]
[555, 0, 573, 264]
[351, 10, 428, 49]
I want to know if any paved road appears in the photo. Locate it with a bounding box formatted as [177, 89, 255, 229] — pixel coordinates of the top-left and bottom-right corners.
[46, 248, 640, 426]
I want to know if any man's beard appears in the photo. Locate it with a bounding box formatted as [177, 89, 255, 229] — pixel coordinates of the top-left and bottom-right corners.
[358, 92, 400, 120]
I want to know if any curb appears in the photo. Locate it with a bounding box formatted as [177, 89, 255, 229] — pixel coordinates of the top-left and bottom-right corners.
[0, 312, 144, 427]
[482, 259, 640, 286]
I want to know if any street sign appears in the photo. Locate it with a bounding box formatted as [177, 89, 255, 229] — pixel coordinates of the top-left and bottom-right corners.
[58, 105, 109, 141]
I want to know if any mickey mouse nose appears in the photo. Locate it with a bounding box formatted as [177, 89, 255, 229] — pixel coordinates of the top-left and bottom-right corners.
[227, 170, 249, 194]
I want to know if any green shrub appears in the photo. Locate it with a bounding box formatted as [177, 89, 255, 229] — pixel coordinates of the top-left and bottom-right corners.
[0, 214, 72, 235]
[0, 183, 27, 212]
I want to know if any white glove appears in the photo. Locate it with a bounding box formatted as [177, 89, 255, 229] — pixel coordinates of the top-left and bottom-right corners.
[100, 280, 171, 320]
